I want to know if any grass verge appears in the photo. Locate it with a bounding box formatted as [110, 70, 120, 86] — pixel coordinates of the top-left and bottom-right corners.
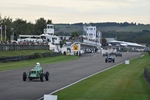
[0, 55, 78, 71]
[0, 50, 51, 57]
[55, 54, 150, 100]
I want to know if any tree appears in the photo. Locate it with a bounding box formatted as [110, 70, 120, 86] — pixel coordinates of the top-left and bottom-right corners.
[71, 32, 79, 38]
[47, 20, 52, 24]
[102, 37, 107, 46]
[1, 16, 13, 41]
[12, 18, 28, 40]
[35, 18, 46, 35]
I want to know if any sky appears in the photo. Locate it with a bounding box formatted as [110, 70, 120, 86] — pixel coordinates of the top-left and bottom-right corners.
[0, 0, 150, 24]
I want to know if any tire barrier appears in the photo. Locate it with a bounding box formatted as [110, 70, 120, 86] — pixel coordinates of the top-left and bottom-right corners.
[0, 52, 62, 63]
[144, 68, 150, 85]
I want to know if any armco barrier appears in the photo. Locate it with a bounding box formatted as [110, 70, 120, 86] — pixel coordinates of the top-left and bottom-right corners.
[0, 44, 49, 51]
[0, 52, 62, 63]
[144, 68, 150, 84]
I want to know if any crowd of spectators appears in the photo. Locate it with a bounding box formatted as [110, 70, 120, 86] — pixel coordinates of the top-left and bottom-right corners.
[0, 40, 48, 45]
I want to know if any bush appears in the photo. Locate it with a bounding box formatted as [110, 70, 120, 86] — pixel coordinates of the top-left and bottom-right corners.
[34, 53, 42, 58]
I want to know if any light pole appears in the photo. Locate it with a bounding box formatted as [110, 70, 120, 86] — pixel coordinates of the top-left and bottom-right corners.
[11, 28, 14, 41]
[5, 25, 6, 41]
[0, 22, 2, 42]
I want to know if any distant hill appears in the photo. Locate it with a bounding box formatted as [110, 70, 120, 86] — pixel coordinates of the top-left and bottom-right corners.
[53, 22, 150, 45]
[98, 25, 150, 32]
[54, 23, 150, 34]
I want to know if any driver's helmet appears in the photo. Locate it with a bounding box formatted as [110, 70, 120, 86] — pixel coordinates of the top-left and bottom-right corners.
[36, 62, 40, 67]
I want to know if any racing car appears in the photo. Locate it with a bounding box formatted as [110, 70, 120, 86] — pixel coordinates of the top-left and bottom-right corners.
[105, 55, 115, 63]
[103, 52, 109, 57]
[115, 52, 122, 57]
[23, 62, 49, 82]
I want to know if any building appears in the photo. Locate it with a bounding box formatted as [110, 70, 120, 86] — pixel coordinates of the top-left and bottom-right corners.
[83, 24, 101, 46]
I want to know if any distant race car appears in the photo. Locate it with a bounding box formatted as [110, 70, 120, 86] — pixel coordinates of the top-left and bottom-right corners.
[109, 52, 116, 56]
[105, 56, 115, 63]
[23, 62, 49, 82]
[115, 52, 122, 57]
[103, 52, 109, 57]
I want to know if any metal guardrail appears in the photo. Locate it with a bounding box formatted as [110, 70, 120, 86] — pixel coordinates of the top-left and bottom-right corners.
[144, 68, 150, 85]
[0, 44, 49, 51]
[0, 52, 62, 63]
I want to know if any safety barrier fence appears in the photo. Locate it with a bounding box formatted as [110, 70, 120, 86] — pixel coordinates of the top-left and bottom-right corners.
[0, 52, 62, 63]
[144, 68, 150, 85]
[0, 44, 49, 51]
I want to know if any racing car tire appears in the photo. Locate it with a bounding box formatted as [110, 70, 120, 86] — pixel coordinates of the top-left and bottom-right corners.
[45, 72, 49, 81]
[23, 72, 27, 81]
[40, 73, 44, 82]
[105, 59, 107, 63]
[113, 59, 115, 63]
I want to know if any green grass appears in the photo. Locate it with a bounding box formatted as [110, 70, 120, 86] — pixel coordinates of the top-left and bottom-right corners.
[145, 64, 150, 72]
[0, 55, 78, 71]
[55, 54, 150, 100]
[0, 50, 51, 57]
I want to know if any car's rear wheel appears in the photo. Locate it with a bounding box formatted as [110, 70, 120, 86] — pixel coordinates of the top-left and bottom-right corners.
[113, 59, 115, 63]
[45, 72, 49, 81]
[29, 78, 32, 81]
[23, 72, 27, 81]
[40, 74, 43, 82]
[105, 59, 107, 63]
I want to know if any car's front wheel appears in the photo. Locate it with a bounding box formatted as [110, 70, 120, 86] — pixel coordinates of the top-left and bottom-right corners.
[113, 59, 115, 63]
[40, 74, 44, 82]
[45, 72, 49, 81]
[23, 72, 27, 81]
[105, 59, 107, 63]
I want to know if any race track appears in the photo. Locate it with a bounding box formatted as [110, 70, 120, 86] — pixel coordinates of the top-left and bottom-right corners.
[0, 52, 141, 100]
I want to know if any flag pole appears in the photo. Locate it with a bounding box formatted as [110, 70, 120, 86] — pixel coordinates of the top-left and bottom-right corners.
[5, 25, 6, 41]
[0, 24, 2, 41]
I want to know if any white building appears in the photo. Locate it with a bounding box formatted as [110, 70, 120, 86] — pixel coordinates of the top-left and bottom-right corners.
[83, 25, 97, 40]
[43, 24, 54, 35]
[40, 24, 60, 44]
[83, 25, 101, 46]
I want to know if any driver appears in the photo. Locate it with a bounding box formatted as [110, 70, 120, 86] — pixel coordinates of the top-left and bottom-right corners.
[32, 62, 43, 72]
[35, 62, 41, 68]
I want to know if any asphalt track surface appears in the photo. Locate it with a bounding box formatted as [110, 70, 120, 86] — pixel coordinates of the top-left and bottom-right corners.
[0, 52, 141, 100]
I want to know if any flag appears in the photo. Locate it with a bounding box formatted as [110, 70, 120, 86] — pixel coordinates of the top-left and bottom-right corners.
[83, 25, 87, 32]
[5, 25, 7, 40]
[0, 25, 2, 41]
[97, 31, 101, 38]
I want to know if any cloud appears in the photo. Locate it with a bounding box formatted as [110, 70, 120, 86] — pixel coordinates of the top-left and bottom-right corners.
[0, 0, 150, 24]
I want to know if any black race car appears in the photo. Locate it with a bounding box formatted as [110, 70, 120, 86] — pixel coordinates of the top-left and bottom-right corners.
[105, 56, 115, 63]
[115, 52, 122, 57]
[103, 52, 109, 57]
[109, 52, 116, 56]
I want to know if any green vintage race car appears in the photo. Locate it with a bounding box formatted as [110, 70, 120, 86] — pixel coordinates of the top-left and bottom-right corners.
[23, 65, 49, 82]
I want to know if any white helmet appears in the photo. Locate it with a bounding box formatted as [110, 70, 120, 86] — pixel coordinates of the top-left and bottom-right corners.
[36, 62, 40, 66]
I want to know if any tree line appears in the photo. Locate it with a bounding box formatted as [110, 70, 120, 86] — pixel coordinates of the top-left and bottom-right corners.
[102, 30, 150, 45]
[0, 15, 150, 45]
[73, 22, 138, 27]
[0, 16, 52, 41]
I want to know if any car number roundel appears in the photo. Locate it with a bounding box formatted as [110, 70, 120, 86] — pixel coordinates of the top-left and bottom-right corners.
[73, 44, 78, 50]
